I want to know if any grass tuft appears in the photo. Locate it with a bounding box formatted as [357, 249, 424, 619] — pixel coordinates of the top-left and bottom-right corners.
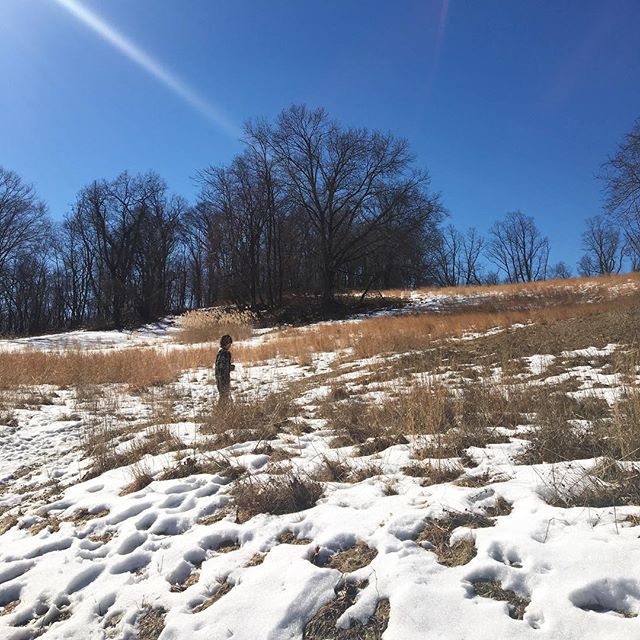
[473, 580, 530, 620]
[232, 473, 323, 523]
[303, 580, 389, 640]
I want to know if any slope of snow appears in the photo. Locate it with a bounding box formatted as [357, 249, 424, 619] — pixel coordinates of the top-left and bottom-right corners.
[1, 306, 639, 639]
[0, 320, 179, 353]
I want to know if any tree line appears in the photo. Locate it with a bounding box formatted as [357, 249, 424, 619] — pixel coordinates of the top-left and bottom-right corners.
[1, 106, 639, 335]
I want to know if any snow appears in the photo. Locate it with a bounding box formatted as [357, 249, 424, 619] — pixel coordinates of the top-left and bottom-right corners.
[0, 320, 179, 353]
[1, 302, 640, 639]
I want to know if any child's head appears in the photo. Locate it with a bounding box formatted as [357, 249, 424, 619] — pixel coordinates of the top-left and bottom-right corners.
[220, 334, 233, 348]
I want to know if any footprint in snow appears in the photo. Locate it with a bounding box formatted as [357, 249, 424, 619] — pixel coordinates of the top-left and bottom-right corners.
[109, 551, 152, 575]
[570, 578, 640, 618]
[0, 561, 34, 585]
[66, 563, 104, 594]
[487, 541, 523, 568]
[116, 531, 147, 555]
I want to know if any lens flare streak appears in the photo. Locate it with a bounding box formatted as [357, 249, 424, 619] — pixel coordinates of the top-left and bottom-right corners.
[52, 0, 238, 136]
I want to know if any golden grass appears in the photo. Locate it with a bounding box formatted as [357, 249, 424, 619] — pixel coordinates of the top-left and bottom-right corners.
[175, 308, 254, 344]
[545, 458, 640, 508]
[376, 271, 640, 301]
[0, 345, 215, 388]
[136, 606, 166, 640]
[0, 277, 637, 390]
[236, 292, 640, 364]
[611, 387, 640, 460]
[321, 543, 378, 573]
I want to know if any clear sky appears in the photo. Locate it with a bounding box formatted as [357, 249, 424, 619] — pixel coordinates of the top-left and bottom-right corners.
[1, 0, 639, 269]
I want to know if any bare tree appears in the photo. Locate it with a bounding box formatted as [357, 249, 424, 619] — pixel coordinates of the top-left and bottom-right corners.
[549, 261, 572, 279]
[0, 169, 54, 335]
[601, 118, 640, 257]
[434, 225, 463, 286]
[579, 214, 625, 276]
[486, 211, 549, 283]
[69, 172, 182, 327]
[460, 227, 485, 285]
[248, 105, 443, 302]
[433, 225, 486, 287]
[0, 167, 49, 275]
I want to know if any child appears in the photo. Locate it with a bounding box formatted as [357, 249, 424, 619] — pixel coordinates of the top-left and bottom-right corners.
[214, 334, 235, 405]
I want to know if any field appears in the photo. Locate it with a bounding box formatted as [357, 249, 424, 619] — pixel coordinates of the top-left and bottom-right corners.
[1, 274, 640, 640]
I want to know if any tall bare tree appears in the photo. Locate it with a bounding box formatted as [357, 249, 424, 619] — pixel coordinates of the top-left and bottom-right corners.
[69, 172, 182, 327]
[487, 211, 549, 283]
[601, 118, 640, 259]
[460, 227, 485, 285]
[579, 214, 625, 276]
[247, 105, 443, 301]
[0, 167, 49, 275]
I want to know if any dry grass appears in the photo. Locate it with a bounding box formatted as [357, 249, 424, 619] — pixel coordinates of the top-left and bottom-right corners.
[158, 454, 246, 481]
[518, 392, 601, 464]
[0, 514, 18, 535]
[175, 308, 255, 344]
[29, 515, 61, 535]
[193, 579, 234, 613]
[303, 581, 389, 640]
[484, 496, 513, 517]
[88, 531, 115, 544]
[347, 463, 385, 482]
[311, 455, 352, 482]
[82, 423, 186, 480]
[472, 580, 530, 620]
[379, 272, 640, 304]
[170, 570, 200, 593]
[313, 542, 378, 573]
[67, 508, 110, 527]
[403, 461, 463, 484]
[1, 278, 637, 394]
[0, 345, 216, 388]
[324, 381, 513, 459]
[120, 463, 154, 495]
[0, 598, 20, 616]
[245, 553, 266, 567]
[416, 510, 498, 567]
[520, 387, 640, 466]
[136, 606, 166, 640]
[278, 530, 313, 545]
[544, 458, 640, 508]
[199, 392, 293, 448]
[235, 284, 640, 365]
[610, 387, 640, 460]
[232, 473, 323, 523]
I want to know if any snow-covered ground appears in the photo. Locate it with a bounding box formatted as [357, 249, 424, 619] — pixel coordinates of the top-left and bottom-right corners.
[1, 298, 639, 639]
[0, 319, 179, 353]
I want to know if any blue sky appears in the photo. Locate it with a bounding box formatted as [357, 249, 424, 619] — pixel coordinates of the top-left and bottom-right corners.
[1, 0, 639, 269]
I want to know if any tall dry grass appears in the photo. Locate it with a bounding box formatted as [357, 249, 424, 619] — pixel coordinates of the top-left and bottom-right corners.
[0, 346, 215, 388]
[175, 308, 254, 344]
[1, 279, 637, 389]
[236, 293, 639, 363]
